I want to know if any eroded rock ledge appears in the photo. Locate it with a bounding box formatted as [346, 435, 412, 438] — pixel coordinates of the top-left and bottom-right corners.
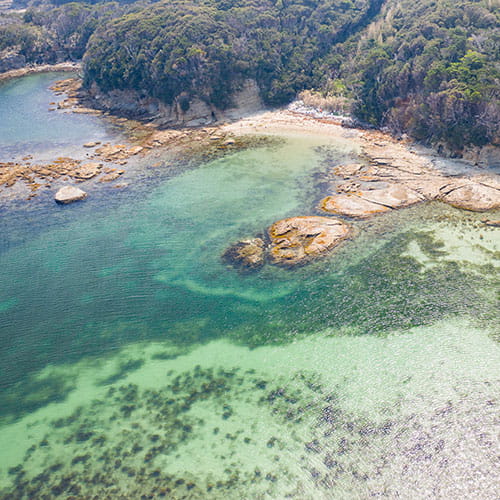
[319, 137, 500, 218]
[223, 217, 351, 269]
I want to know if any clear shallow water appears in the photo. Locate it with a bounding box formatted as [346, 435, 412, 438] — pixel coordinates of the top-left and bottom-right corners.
[0, 76, 499, 499]
[0, 72, 122, 161]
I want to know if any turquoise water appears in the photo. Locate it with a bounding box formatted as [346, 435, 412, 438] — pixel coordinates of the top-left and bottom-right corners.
[0, 74, 499, 499]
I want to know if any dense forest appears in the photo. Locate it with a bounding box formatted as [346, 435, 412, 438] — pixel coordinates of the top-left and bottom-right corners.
[337, 0, 500, 150]
[1, 0, 499, 150]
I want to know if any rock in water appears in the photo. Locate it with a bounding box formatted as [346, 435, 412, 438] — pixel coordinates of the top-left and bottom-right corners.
[319, 194, 391, 218]
[482, 219, 500, 227]
[54, 186, 87, 204]
[440, 183, 500, 212]
[268, 216, 351, 266]
[222, 238, 265, 270]
[73, 162, 101, 181]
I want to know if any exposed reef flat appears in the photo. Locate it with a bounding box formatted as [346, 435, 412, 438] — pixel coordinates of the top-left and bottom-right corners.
[321, 134, 500, 217]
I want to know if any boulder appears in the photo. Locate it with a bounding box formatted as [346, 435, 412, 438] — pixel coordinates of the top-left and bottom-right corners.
[222, 238, 266, 269]
[357, 184, 424, 209]
[54, 186, 87, 204]
[319, 194, 391, 218]
[268, 216, 351, 266]
[440, 183, 500, 212]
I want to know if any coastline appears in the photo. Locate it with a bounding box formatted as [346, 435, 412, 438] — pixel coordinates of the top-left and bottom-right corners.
[0, 62, 81, 83]
[0, 73, 499, 237]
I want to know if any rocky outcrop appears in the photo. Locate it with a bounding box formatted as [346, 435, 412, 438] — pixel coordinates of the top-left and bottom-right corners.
[222, 217, 351, 270]
[222, 238, 266, 270]
[320, 194, 391, 218]
[73, 162, 102, 181]
[320, 136, 500, 217]
[54, 186, 87, 204]
[268, 216, 351, 266]
[357, 184, 424, 208]
[440, 183, 500, 212]
[320, 183, 423, 218]
[87, 79, 263, 127]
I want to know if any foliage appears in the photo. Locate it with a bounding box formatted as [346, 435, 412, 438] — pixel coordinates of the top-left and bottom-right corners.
[337, 0, 500, 149]
[0, 1, 128, 64]
[83, 0, 376, 108]
[1, 0, 498, 149]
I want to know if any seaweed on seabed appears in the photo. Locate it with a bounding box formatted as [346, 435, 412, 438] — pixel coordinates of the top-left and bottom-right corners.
[96, 358, 145, 386]
[51, 406, 83, 428]
[0, 373, 75, 424]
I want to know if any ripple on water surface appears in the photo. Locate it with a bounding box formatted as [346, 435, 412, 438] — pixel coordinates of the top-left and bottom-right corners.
[0, 72, 122, 161]
[0, 104, 499, 498]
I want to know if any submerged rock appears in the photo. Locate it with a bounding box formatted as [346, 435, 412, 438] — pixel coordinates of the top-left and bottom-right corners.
[268, 216, 351, 266]
[222, 238, 266, 269]
[99, 170, 125, 182]
[54, 186, 87, 204]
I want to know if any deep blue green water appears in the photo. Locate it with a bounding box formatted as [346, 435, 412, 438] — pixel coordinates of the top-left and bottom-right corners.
[0, 73, 499, 499]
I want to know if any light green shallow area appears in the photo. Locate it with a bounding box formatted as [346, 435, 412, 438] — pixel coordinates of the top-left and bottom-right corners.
[0, 74, 499, 500]
[0, 314, 498, 499]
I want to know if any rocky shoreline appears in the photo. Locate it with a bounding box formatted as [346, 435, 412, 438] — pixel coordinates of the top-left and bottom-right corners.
[0, 76, 258, 203]
[220, 113, 500, 268]
[1, 73, 499, 268]
[0, 62, 81, 83]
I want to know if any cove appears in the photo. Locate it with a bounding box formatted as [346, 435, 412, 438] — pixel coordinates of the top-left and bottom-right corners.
[0, 73, 499, 499]
[0, 72, 122, 162]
